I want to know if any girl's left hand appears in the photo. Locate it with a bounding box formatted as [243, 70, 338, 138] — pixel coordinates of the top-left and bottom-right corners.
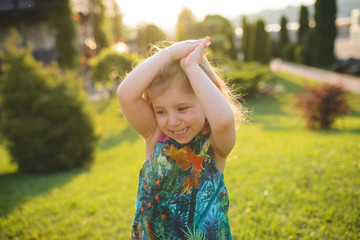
[180, 36, 211, 69]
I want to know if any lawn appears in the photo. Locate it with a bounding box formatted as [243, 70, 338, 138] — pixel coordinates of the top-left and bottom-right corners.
[0, 72, 359, 239]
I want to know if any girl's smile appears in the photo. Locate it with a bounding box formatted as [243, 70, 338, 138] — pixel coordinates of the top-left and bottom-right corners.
[149, 85, 206, 144]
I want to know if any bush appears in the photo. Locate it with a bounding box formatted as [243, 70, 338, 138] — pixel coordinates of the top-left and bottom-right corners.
[88, 48, 135, 94]
[296, 82, 348, 129]
[282, 43, 297, 62]
[222, 61, 274, 98]
[0, 34, 98, 173]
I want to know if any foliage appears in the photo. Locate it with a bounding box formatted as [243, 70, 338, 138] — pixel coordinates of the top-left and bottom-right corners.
[278, 16, 290, 58]
[109, 0, 124, 42]
[176, 8, 198, 41]
[296, 29, 315, 65]
[136, 24, 167, 55]
[222, 61, 274, 98]
[241, 16, 250, 61]
[313, 0, 337, 66]
[0, 33, 98, 173]
[200, 15, 237, 59]
[298, 5, 310, 44]
[296, 81, 348, 129]
[282, 42, 297, 62]
[92, 0, 110, 50]
[88, 48, 134, 85]
[253, 19, 271, 64]
[43, 0, 79, 69]
[242, 18, 270, 64]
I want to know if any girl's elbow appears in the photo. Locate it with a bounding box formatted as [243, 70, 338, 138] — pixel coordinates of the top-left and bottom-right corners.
[116, 82, 128, 103]
[213, 115, 235, 132]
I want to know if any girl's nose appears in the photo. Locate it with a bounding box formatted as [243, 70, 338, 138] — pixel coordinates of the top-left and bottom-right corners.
[168, 113, 180, 127]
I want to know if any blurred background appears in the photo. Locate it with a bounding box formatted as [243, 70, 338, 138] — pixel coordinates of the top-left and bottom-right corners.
[0, 0, 359, 239]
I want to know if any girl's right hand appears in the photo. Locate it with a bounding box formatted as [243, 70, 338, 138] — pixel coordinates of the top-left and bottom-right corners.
[164, 39, 204, 61]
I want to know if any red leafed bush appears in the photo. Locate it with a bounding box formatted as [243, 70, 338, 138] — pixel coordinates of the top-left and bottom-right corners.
[296, 81, 348, 129]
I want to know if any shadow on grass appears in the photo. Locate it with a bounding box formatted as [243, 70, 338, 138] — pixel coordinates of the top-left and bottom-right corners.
[0, 167, 89, 217]
[100, 125, 140, 151]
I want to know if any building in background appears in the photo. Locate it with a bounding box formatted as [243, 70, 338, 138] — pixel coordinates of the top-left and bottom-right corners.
[0, 0, 98, 64]
[350, 9, 360, 46]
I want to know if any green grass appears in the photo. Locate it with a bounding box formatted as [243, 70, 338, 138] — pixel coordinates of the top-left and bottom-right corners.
[0, 72, 359, 239]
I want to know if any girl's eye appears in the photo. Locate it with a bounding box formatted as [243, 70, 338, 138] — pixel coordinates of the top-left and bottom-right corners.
[156, 110, 165, 114]
[178, 107, 188, 111]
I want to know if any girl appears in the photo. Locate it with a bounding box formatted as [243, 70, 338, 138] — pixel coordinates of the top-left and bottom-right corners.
[117, 37, 239, 239]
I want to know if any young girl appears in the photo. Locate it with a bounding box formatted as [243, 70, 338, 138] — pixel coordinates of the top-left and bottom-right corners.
[117, 37, 239, 239]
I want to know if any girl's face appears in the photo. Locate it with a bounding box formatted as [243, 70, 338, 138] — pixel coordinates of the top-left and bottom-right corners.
[149, 85, 206, 144]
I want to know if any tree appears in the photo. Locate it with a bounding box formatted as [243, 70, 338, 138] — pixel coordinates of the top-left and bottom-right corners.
[136, 24, 167, 55]
[242, 18, 270, 64]
[295, 5, 312, 65]
[44, 0, 79, 69]
[176, 8, 198, 41]
[241, 16, 250, 61]
[253, 19, 270, 64]
[92, 0, 109, 50]
[245, 22, 256, 62]
[110, 0, 124, 42]
[201, 15, 237, 59]
[278, 16, 290, 58]
[298, 5, 310, 44]
[88, 48, 134, 95]
[313, 0, 337, 66]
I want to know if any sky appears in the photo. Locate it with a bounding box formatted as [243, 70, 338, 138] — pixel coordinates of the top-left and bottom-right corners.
[115, 0, 316, 32]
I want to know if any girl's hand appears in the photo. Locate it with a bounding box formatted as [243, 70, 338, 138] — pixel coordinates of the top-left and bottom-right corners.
[163, 39, 204, 61]
[180, 37, 211, 69]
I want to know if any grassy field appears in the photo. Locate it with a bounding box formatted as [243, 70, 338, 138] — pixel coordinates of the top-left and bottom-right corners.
[0, 72, 359, 239]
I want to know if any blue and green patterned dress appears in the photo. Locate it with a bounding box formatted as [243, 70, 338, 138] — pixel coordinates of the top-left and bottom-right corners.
[131, 133, 232, 239]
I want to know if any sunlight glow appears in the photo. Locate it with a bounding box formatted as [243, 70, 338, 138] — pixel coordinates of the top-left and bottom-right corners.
[116, 0, 316, 32]
[113, 42, 129, 53]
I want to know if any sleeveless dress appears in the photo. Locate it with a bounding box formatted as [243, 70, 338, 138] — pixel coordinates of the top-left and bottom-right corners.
[131, 133, 232, 240]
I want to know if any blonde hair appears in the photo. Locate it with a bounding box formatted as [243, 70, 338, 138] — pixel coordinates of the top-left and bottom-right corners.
[143, 45, 244, 135]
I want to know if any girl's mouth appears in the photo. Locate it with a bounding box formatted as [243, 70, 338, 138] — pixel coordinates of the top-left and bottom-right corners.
[171, 127, 189, 137]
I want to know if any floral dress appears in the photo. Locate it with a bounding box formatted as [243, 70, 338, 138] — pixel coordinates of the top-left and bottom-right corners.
[131, 133, 232, 240]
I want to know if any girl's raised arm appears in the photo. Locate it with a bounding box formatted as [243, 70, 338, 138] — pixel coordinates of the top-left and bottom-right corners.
[117, 40, 203, 139]
[180, 37, 236, 172]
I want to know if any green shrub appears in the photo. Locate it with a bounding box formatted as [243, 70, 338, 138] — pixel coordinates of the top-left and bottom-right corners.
[0, 34, 98, 173]
[222, 61, 274, 98]
[88, 48, 135, 93]
[296, 82, 348, 129]
[282, 43, 297, 62]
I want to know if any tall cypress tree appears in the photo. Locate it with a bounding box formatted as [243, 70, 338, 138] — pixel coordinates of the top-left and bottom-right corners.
[313, 0, 337, 66]
[241, 16, 249, 61]
[253, 19, 270, 64]
[298, 5, 310, 44]
[279, 16, 289, 58]
[246, 22, 256, 62]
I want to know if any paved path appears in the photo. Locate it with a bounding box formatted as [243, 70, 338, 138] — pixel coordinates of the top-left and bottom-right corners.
[270, 59, 360, 94]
